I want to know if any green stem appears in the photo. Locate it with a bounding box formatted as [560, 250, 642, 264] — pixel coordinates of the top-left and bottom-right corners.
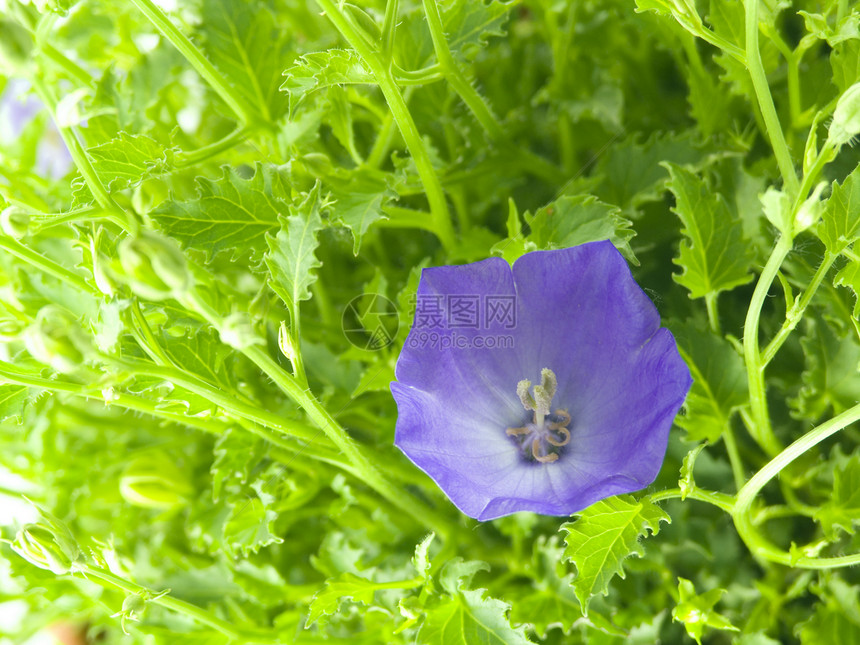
[744, 0, 799, 196]
[29, 77, 128, 222]
[723, 423, 746, 491]
[380, 205, 441, 233]
[79, 565, 273, 641]
[649, 488, 736, 513]
[315, 0, 454, 249]
[105, 356, 322, 444]
[0, 236, 100, 297]
[128, 0, 255, 125]
[743, 236, 792, 456]
[181, 289, 461, 540]
[175, 126, 253, 168]
[732, 402, 860, 568]
[39, 43, 93, 87]
[762, 251, 836, 365]
[704, 292, 721, 336]
[421, 0, 503, 139]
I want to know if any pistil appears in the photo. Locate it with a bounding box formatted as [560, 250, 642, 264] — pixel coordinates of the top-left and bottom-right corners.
[508, 368, 572, 463]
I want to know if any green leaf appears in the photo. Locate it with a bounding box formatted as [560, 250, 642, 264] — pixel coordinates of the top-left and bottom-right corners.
[0, 385, 29, 423]
[152, 163, 289, 262]
[525, 194, 636, 263]
[265, 183, 325, 321]
[420, 564, 531, 645]
[664, 162, 754, 298]
[327, 171, 394, 255]
[72, 132, 172, 205]
[834, 257, 860, 318]
[813, 455, 860, 538]
[281, 50, 375, 115]
[820, 163, 860, 254]
[672, 578, 739, 645]
[561, 494, 670, 613]
[306, 572, 377, 627]
[413, 533, 435, 580]
[790, 319, 860, 421]
[672, 322, 747, 443]
[197, 0, 291, 120]
[442, 0, 513, 62]
[222, 493, 283, 558]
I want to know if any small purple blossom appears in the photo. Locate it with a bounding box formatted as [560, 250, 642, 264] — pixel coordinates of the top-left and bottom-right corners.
[0, 79, 72, 179]
[391, 241, 692, 520]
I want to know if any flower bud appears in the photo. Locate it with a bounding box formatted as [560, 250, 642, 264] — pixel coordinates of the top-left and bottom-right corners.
[0, 19, 33, 72]
[119, 452, 192, 510]
[23, 305, 92, 373]
[11, 519, 80, 574]
[0, 205, 29, 239]
[116, 231, 192, 301]
[794, 182, 827, 233]
[828, 82, 860, 146]
[219, 312, 262, 350]
[278, 321, 296, 363]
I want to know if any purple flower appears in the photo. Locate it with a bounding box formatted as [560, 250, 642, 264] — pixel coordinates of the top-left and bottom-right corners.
[391, 241, 692, 520]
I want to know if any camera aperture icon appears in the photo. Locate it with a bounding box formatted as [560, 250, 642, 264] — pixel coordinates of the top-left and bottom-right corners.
[342, 293, 399, 351]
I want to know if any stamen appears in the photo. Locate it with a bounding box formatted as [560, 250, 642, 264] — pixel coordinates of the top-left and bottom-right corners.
[506, 426, 530, 436]
[546, 426, 571, 447]
[548, 409, 570, 429]
[532, 438, 558, 463]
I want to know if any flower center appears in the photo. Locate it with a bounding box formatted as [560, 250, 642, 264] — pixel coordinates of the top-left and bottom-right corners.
[506, 368, 571, 463]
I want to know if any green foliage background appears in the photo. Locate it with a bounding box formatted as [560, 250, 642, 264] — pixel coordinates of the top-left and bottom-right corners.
[0, 0, 859, 642]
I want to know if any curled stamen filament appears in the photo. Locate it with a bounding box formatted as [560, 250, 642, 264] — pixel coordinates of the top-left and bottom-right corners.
[532, 438, 559, 463]
[546, 426, 571, 447]
[506, 426, 530, 436]
[548, 409, 570, 430]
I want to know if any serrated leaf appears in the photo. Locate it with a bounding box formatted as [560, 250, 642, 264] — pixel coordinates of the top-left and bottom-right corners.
[197, 0, 291, 121]
[813, 455, 860, 538]
[281, 50, 375, 115]
[790, 319, 860, 421]
[0, 385, 29, 423]
[835, 257, 860, 318]
[442, 0, 513, 62]
[420, 588, 531, 645]
[665, 162, 754, 298]
[265, 183, 324, 320]
[561, 494, 669, 613]
[222, 496, 283, 558]
[306, 572, 377, 626]
[820, 163, 860, 254]
[525, 194, 636, 263]
[152, 163, 288, 262]
[328, 172, 394, 255]
[672, 578, 739, 644]
[672, 322, 747, 442]
[72, 132, 172, 205]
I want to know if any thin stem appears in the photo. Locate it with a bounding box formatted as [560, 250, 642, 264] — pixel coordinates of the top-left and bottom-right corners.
[762, 251, 836, 365]
[743, 236, 792, 456]
[380, 205, 441, 233]
[705, 292, 722, 336]
[105, 356, 322, 444]
[0, 236, 100, 297]
[732, 402, 860, 568]
[422, 0, 503, 139]
[39, 43, 93, 87]
[175, 126, 252, 168]
[649, 488, 736, 513]
[78, 565, 273, 641]
[744, 0, 799, 196]
[128, 0, 256, 125]
[29, 77, 128, 220]
[723, 423, 746, 491]
[315, 0, 454, 249]
[181, 289, 462, 541]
